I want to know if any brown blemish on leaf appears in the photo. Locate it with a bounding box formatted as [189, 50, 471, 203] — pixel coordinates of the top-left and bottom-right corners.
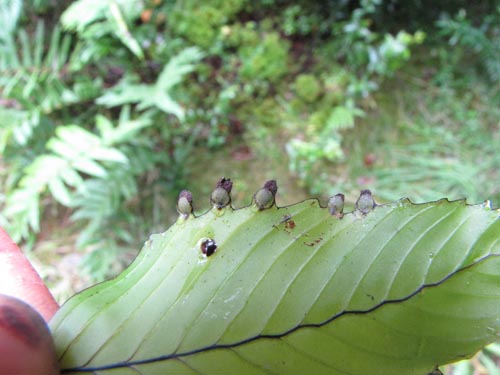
[285, 220, 296, 230]
[304, 237, 323, 247]
[273, 215, 294, 231]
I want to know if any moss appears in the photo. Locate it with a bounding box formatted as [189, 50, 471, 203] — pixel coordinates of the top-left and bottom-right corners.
[239, 33, 290, 83]
[223, 22, 260, 50]
[294, 74, 322, 103]
[170, 0, 246, 49]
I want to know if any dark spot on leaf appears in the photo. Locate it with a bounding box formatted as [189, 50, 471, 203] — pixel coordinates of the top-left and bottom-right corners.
[304, 237, 322, 247]
[285, 220, 295, 230]
[200, 239, 217, 257]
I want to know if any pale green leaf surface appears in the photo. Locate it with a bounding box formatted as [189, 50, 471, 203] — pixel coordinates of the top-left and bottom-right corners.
[156, 47, 204, 90]
[50, 199, 500, 375]
[86, 147, 128, 163]
[108, 1, 144, 59]
[56, 125, 101, 149]
[48, 178, 73, 206]
[72, 158, 107, 177]
[61, 0, 142, 32]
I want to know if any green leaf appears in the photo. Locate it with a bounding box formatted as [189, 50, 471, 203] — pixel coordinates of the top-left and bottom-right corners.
[72, 158, 107, 177]
[325, 105, 356, 131]
[96, 109, 153, 145]
[96, 47, 203, 119]
[107, 1, 144, 59]
[96, 78, 150, 107]
[48, 177, 73, 206]
[55, 125, 102, 148]
[480, 353, 500, 375]
[50, 198, 500, 374]
[61, 0, 109, 32]
[86, 147, 128, 163]
[156, 47, 205, 90]
[61, 0, 142, 33]
[0, 0, 22, 36]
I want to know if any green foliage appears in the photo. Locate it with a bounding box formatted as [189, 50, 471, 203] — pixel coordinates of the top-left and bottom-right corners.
[276, 1, 424, 193]
[437, 8, 500, 83]
[294, 74, 322, 103]
[0, 19, 79, 137]
[0, 1, 205, 278]
[61, 0, 145, 64]
[169, 0, 245, 49]
[337, 83, 500, 208]
[3, 110, 146, 239]
[286, 103, 364, 192]
[447, 343, 500, 375]
[96, 47, 204, 119]
[239, 32, 290, 84]
[2, 1, 500, 371]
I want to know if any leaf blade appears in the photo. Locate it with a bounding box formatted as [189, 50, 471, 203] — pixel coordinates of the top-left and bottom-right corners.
[50, 199, 500, 374]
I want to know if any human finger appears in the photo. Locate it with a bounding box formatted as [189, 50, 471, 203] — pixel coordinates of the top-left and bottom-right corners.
[0, 227, 59, 321]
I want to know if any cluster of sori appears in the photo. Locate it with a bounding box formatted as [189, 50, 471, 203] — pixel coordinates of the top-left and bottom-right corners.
[177, 178, 377, 219]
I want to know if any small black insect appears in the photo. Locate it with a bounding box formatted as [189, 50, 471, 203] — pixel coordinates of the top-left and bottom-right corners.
[200, 239, 217, 257]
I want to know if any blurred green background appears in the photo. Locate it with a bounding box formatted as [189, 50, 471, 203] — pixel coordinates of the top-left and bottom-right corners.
[0, 1, 499, 373]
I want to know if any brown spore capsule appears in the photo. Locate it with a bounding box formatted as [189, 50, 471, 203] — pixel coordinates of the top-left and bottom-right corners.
[253, 180, 278, 210]
[355, 189, 376, 214]
[200, 239, 217, 257]
[328, 193, 345, 218]
[177, 190, 193, 217]
[210, 177, 233, 209]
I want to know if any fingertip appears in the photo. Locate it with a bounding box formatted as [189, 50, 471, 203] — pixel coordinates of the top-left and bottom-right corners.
[0, 294, 59, 374]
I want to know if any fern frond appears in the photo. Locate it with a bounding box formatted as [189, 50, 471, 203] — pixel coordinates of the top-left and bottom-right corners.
[62, 0, 144, 59]
[61, 0, 142, 33]
[97, 47, 204, 119]
[3, 124, 130, 241]
[4, 155, 71, 240]
[0, 0, 22, 37]
[0, 18, 80, 153]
